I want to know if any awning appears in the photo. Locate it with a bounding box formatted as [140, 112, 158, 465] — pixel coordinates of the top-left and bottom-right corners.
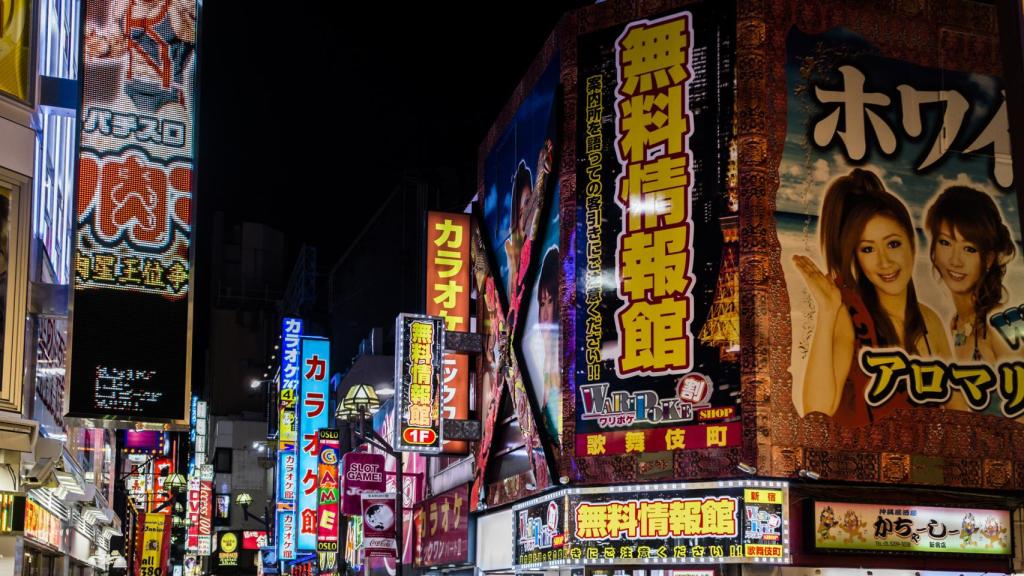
[0, 411, 39, 453]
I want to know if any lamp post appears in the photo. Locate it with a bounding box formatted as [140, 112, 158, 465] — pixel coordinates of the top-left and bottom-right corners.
[336, 384, 404, 576]
[235, 491, 272, 533]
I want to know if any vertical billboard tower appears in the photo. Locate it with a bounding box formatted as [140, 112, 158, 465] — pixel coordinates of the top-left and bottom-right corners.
[570, 3, 739, 481]
[298, 337, 330, 550]
[67, 0, 200, 427]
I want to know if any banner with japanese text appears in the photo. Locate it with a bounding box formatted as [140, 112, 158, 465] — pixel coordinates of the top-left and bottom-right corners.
[425, 212, 471, 454]
[394, 314, 444, 453]
[754, 0, 1024, 489]
[513, 482, 789, 569]
[813, 502, 1010, 555]
[573, 5, 740, 468]
[69, 0, 199, 425]
[413, 483, 472, 568]
[298, 337, 330, 550]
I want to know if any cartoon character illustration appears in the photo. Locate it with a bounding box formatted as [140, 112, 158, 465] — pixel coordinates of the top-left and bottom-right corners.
[818, 506, 839, 540]
[961, 513, 979, 546]
[980, 517, 1007, 548]
[839, 509, 868, 543]
[766, 512, 782, 533]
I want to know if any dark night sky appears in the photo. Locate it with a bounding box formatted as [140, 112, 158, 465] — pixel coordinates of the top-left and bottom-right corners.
[192, 3, 589, 407]
[197, 3, 588, 266]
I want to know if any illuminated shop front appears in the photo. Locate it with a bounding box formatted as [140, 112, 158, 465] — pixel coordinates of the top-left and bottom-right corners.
[512, 482, 788, 576]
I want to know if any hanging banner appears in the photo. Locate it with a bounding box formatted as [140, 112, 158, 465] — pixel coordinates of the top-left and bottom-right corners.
[393, 314, 445, 453]
[136, 513, 172, 576]
[69, 0, 200, 426]
[362, 492, 398, 559]
[298, 337, 330, 550]
[573, 5, 740, 470]
[813, 502, 1011, 556]
[425, 212, 472, 454]
[340, 452, 386, 516]
[280, 318, 303, 449]
[317, 429, 341, 575]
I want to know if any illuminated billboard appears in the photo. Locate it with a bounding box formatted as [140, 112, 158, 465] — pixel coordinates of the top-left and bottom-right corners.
[425, 212, 471, 454]
[571, 4, 739, 481]
[68, 0, 199, 426]
[749, 0, 1024, 488]
[394, 314, 445, 453]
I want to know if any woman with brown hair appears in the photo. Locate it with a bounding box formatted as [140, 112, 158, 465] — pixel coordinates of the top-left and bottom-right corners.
[925, 186, 1018, 364]
[792, 168, 951, 425]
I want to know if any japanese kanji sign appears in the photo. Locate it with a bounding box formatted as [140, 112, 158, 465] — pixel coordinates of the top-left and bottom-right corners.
[573, 6, 741, 463]
[317, 429, 341, 566]
[69, 0, 199, 425]
[280, 318, 303, 449]
[513, 482, 789, 568]
[413, 484, 472, 568]
[813, 502, 1010, 556]
[277, 505, 296, 561]
[277, 451, 297, 502]
[298, 337, 330, 550]
[425, 212, 471, 454]
[394, 314, 445, 453]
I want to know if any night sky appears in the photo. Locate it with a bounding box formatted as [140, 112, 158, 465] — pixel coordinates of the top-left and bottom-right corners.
[196, 3, 587, 265]
[192, 3, 589, 408]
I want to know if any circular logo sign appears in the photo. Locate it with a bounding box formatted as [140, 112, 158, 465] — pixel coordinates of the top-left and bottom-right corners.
[322, 447, 338, 465]
[220, 531, 238, 553]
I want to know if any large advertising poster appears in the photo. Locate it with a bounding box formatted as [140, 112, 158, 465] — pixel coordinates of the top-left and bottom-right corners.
[474, 54, 561, 508]
[753, 0, 1024, 488]
[69, 0, 199, 425]
[573, 4, 739, 478]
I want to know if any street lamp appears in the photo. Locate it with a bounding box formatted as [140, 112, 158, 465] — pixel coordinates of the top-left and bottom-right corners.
[165, 473, 187, 493]
[336, 384, 406, 576]
[235, 492, 271, 532]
